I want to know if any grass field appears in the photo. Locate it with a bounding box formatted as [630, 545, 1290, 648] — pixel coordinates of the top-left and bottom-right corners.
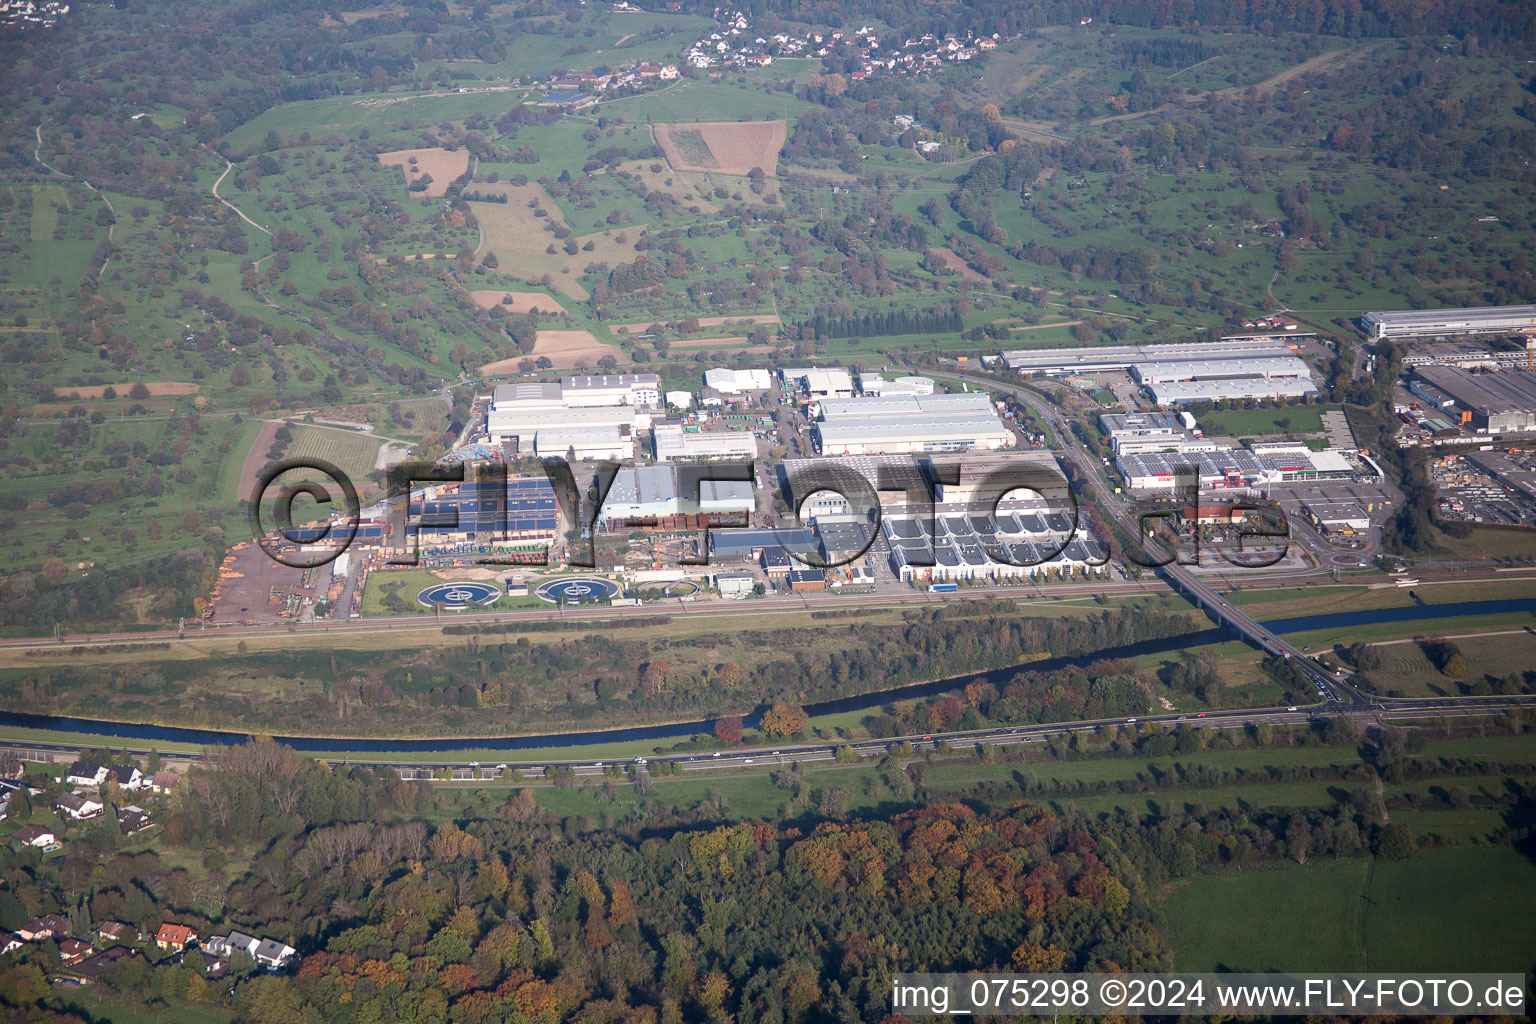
[1198, 404, 1329, 437]
[468, 182, 642, 300]
[1166, 846, 1536, 973]
[30, 183, 68, 240]
[54, 987, 233, 1024]
[1430, 525, 1536, 563]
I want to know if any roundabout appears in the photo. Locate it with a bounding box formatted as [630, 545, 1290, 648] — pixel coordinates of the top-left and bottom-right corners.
[534, 576, 621, 604]
[417, 581, 502, 610]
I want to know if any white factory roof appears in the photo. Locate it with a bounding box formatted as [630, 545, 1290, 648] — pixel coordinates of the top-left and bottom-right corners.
[490, 405, 637, 429]
[1363, 305, 1536, 330]
[665, 390, 693, 407]
[561, 372, 659, 391]
[704, 367, 773, 393]
[1305, 501, 1370, 526]
[818, 392, 994, 420]
[652, 423, 758, 461]
[1002, 339, 1292, 373]
[492, 382, 563, 406]
[600, 466, 753, 511]
[861, 373, 935, 396]
[697, 479, 755, 508]
[533, 425, 630, 454]
[1148, 377, 1320, 404]
[1307, 449, 1353, 474]
[804, 368, 853, 392]
[1099, 411, 1185, 435]
[816, 415, 1010, 444]
[605, 465, 677, 505]
[1133, 356, 1311, 383]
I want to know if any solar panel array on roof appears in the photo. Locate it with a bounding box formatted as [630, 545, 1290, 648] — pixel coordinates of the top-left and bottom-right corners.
[406, 477, 558, 536]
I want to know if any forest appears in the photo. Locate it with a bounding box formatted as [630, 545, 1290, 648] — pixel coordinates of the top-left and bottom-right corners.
[3, 713, 1534, 1023]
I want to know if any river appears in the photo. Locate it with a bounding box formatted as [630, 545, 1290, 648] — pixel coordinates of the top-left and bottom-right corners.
[3, 598, 1533, 754]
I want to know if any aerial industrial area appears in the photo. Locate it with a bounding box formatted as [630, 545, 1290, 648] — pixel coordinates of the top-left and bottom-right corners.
[8, 5, 1536, 1013]
[224, 303, 1536, 628]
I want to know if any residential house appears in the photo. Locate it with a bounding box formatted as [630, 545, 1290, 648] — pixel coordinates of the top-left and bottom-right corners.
[70, 946, 137, 981]
[65, 762, 106, 788]
[108, 765, 143, 790]
[12, 824, 54, 848]
[119, 808, 153, 835]
[0, 933, 22, 955]
[206, 930, 299, 970]
[55, 792, 103, 820]
[147, 771, 179, 794]
[17, 914, 68, 941]
[172, 949, 230, 978]
[154, 923, 197, 951]
[58, 938, 93, 964]
[97, 922, 132, 944]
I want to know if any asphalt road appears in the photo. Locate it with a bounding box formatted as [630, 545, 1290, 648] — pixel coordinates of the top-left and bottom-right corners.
[4, 695, 1532, 778]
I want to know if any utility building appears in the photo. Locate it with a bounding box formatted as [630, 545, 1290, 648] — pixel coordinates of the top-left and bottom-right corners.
[814, 393, 1012, 455]
[1361, 305, 1536, 341]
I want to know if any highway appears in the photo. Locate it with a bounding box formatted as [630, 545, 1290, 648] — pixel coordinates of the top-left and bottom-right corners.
[3, 694, 1531, 781]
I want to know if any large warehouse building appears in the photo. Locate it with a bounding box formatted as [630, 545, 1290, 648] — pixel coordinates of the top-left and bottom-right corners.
[1115, 446, 1358, 491]
[561, 373, 660, 407]
[859, 373, 935, 396]
[1001, 338, 1292, 375]
[405, 475, 560, 544]
[1131, 355, 1310, 386]
[1361, 305, 1536, 341]
[814, 393, 1013, 455]
[1411, 366, 1536, 433]
[652, 423, 759, 462]
[596, 465, 755, 527]
[485, 381, 657, 458]
[704, 367, 773, 395]
[1146, 376, 1320, 405]
[1134, 354, 1319, 405]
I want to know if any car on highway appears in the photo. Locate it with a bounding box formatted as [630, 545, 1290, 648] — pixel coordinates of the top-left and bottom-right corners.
[1287, 706, 1298, 711]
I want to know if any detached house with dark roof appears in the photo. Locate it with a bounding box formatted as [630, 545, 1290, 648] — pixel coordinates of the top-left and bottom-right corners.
[65, 762, 106, 788]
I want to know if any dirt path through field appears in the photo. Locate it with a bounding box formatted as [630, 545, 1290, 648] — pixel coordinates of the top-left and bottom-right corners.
[1088, 45, 1373, 126]
[237, 421, 281, 504]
